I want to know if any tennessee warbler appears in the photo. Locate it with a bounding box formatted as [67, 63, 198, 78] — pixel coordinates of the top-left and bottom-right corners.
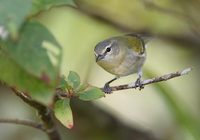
[94, 33, 150, 93]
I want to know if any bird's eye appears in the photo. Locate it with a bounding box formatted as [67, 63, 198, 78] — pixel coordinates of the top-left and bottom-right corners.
[106, 47, 111, 52]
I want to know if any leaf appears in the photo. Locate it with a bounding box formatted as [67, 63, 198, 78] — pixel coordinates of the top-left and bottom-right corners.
[0, 0, 32, 37]
[58, 76, 68, 89]
[4, 21, 62, 83]
[0, 50, 53, 104]
[32, 0, 76, 14]
[67, 71, 80, 89]
[78, 87, 105, 101]
[54, 99, 73, 129]
[0, 21, 62, 104]
[76, 83, 89, 92]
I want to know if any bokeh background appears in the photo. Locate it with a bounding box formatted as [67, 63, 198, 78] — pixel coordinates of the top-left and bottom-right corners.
[0, 1, 200, 140]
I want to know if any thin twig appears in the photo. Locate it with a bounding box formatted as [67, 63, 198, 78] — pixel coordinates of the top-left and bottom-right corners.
[0, 118, 46, 131]
[101, 68, 192, 92]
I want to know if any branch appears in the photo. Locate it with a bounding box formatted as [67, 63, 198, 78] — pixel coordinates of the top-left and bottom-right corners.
[10, 88, 43, 110]
[103, 68, 192, 92]
[0, 118, 45, 131]
[55, 68, 192, 96]
[10, 87, 61, 140]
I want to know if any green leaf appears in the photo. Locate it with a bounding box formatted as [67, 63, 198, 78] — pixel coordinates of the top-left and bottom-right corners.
[67, 71, 80, 89]
[0, 50, 53, 104]
[32, 0, 76, 14]
[0, 21, 62, 104]
[54, 99, 73, 129]
[0, 0, 32, 37]
[58, 76, 68, 89]
[76, 83, 89, 92]
[78, 87, 105, 101]
[3, 21, 62, 82]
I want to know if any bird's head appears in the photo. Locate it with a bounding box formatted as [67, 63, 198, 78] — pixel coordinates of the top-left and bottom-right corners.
[94, 38, 120, 63]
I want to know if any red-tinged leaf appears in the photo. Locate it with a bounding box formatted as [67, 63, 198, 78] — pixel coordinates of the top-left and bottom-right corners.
[54, 99, 74, 129]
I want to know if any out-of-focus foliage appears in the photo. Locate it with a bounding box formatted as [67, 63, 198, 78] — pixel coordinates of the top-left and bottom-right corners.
[32, 0, 75, 14]
[0, 0, 32, 38]
[75, 0, 200, 49]
[74, 0, 188, 34]
[0, 21, 62, 104]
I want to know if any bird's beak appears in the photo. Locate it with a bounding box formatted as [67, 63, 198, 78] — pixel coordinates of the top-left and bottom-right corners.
[96, 54, 104, 62]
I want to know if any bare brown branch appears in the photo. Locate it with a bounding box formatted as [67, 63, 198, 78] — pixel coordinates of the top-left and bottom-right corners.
[101, 68, 192, 92]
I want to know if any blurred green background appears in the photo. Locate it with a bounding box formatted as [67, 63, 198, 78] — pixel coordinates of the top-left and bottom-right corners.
[0, 1, 200, 140]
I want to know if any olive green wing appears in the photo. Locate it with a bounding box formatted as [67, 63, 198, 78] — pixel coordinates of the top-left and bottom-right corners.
[121, 35, 145, 55]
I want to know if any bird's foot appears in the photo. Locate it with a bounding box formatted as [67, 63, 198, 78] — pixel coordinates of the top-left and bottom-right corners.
[135, 77, 144, 90]
[103, 84, 112, 94]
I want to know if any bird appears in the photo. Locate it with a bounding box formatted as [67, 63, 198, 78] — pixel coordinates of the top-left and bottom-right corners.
[94, 33, 150, 93]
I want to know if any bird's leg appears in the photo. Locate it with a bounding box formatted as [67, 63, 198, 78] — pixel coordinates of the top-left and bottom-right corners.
[103, 77, 118, 94]
[135, 70, 144, 90]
